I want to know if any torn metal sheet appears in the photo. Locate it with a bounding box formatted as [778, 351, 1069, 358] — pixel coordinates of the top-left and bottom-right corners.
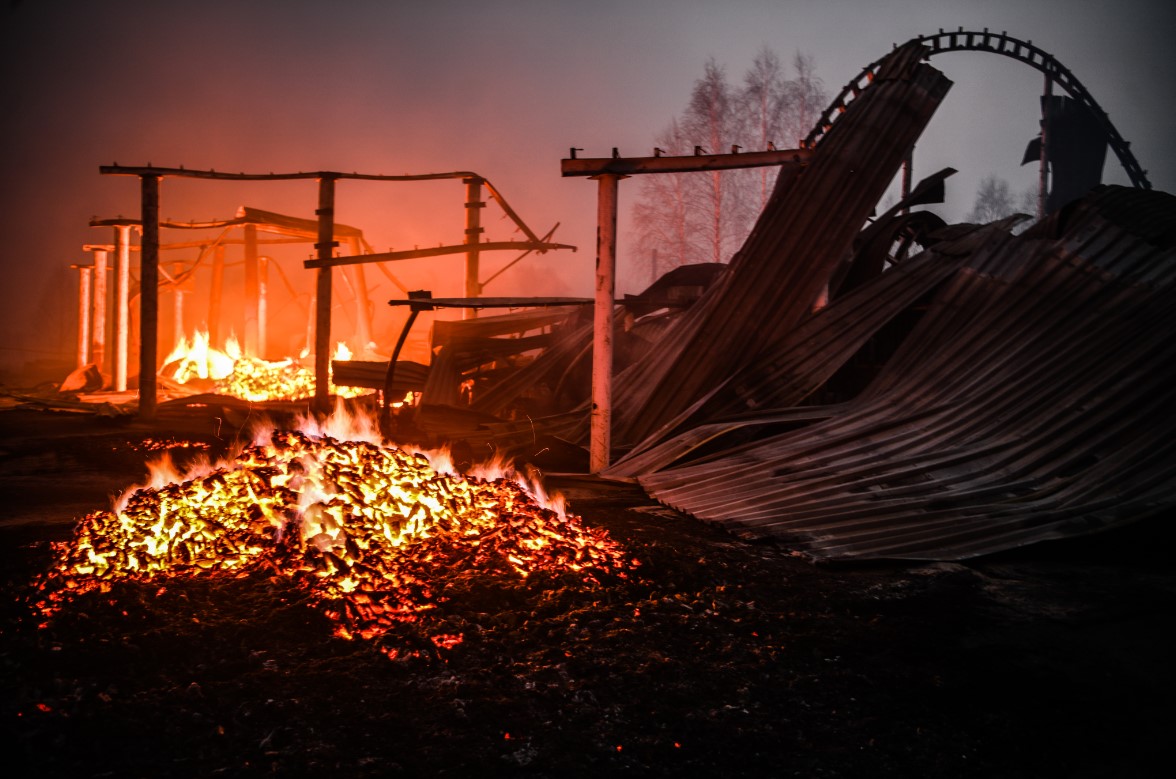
[638, 187, 1176, 560]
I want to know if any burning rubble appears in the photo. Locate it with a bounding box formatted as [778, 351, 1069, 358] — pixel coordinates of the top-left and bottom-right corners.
[32, 406, 635, 658]
[163, 330, 367, 403]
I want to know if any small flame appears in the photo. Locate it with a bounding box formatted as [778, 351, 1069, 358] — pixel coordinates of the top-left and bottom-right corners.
[163, 330, 370, 403]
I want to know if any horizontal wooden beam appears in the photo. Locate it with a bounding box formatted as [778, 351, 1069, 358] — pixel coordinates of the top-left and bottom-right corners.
[99, 165, 482, 183]
[387, 295, 596, 309]
[304, 241, 576, 269]
[560, 148, 811, 177]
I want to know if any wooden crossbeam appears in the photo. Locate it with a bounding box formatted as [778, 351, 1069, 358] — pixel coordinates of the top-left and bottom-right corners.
[560, 148, 810, 177]
[304, 241, 575, 269]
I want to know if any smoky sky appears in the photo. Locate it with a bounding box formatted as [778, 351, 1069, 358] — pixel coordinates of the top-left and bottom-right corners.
[2, 0, 1173, 371]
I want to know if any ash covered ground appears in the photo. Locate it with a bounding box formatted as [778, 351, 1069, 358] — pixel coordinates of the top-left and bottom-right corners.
[1, 406, 1173, 778]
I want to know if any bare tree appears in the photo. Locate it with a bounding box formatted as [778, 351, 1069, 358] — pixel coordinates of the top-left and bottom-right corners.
[739, 47, 789, 210]
[683, 58, 739, 264]
[633, 118, 702, 280]
[967, 175, 1038, 224]
[783, 52, 825, 148]
[632, 49, 827, 276]
[967, 175, 1014, 223]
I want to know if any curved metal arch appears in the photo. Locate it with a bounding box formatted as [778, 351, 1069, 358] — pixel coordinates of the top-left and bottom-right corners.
[804, 28, 1150, 190]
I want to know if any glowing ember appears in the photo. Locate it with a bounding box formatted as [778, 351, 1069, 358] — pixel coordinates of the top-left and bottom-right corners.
[34, 412, 633, 656]
[164, 330, 367, 402]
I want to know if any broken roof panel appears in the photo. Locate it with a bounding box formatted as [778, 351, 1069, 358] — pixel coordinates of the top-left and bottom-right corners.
[636, 186, 1176, 561]
[607, 42, 954, 447]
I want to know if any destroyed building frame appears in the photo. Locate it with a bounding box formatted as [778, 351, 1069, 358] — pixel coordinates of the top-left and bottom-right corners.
[78, 30, 1172, 562]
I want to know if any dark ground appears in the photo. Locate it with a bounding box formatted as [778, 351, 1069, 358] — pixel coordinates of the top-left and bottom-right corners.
[1, 405, 1173, 778]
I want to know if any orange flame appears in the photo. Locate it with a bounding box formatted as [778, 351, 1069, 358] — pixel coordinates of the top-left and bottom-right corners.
[163, 330, 369, 402]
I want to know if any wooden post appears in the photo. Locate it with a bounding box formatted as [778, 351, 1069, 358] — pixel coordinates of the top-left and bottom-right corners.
[244, 223, 259, 357]
[208, 244, 225, 344]
[589, 173, 622, 473]
[113, 224, 132, 391]
[139, 174, 161, 420]
[1038, 73, 1052, 221]
[73, 264, 93, 368]
[463, 176, 484, 319]
[91, 247, 108, 374]
[314, 175, 338, 412]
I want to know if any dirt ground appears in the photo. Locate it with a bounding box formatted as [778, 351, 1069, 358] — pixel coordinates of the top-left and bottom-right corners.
[1, 404, 1173, 778]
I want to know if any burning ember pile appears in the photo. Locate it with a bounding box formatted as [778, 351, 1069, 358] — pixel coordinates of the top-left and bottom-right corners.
[33, 413, 633, 657]
[164, 330, 365, 402]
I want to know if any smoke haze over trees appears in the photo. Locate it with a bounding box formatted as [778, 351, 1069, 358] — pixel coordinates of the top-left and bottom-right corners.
[631, 49, 826, 282]
[966, 174, 1038, 224]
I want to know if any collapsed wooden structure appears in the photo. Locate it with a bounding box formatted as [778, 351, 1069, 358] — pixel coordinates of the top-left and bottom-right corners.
[80, 34, 1171, 562]
[376, 40, 1174, 560]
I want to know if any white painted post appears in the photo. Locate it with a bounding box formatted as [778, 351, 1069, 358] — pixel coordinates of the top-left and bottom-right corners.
[91, 248, 108, 374]
[590, 173, 622, 473]
[113, 225, 132, 391]
[74, 265, 93, 368]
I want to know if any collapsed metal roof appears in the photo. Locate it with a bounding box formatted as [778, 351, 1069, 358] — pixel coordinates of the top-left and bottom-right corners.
[380, 40, 1174, 561]
[619, 187, 1176, 560]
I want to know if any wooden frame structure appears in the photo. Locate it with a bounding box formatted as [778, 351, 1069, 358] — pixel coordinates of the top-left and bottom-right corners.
[98, 165, 573, 418]
[560, 146, 811, 472]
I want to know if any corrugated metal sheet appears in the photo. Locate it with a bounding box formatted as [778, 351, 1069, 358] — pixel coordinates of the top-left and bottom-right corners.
[634, 187, 1176, 560]
[605, 42, 954, 447]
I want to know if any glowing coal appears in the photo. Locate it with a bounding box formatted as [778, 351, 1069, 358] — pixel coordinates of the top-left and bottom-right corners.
[34, 407, 634, 656]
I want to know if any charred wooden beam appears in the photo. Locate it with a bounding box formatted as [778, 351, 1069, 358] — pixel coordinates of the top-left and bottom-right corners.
[303, 241, 575, 269]
[138, 174, 161, 420]
[314, 175, 337, 413]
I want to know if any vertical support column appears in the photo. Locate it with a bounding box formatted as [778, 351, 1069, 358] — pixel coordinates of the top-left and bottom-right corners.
[258, 256, 269, 359]
[73, 265, 93, 368]
[139, 174, 161, 420]
[113, 224, 132, 391]
[1038, 73, 1052, 221]
[208, 244, 225, 344]
[463, 176, 484, 320]
[91, 248, 108, 374]
[589, 173, 622, 473]
[243, 223, 259, 357]
[314, 175, 338, 413]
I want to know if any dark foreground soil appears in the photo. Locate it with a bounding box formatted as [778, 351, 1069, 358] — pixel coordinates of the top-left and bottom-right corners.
[1, 406, 1173, 778]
